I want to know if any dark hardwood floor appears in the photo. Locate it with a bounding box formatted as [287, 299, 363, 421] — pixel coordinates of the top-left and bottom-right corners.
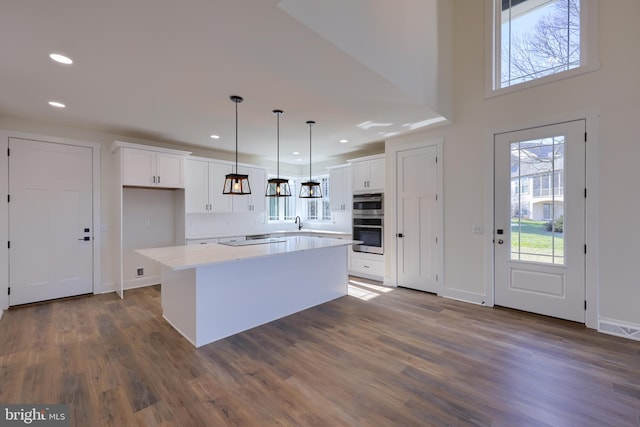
[1, 280, 639, 426]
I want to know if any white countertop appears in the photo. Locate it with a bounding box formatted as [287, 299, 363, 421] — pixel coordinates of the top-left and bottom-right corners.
[185, 229, 351, 241]
[136, 236, 359, 271]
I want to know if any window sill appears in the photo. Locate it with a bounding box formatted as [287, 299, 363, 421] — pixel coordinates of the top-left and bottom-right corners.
[485, 61, 600, 100]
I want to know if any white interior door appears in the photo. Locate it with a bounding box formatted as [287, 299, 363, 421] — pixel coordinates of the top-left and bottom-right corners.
[494, 121, 585, 322]
[9, 138, 93, 305]
[396, 146, 438, 292]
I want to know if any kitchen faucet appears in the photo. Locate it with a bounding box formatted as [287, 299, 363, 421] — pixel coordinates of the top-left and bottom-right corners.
[294, 216, 302, 230]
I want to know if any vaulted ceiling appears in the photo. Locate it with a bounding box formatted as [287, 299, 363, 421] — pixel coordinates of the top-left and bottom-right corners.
[0, 0, 451, 164]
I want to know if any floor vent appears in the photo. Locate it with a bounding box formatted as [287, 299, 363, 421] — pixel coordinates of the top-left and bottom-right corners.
[598, 320, 640, 341]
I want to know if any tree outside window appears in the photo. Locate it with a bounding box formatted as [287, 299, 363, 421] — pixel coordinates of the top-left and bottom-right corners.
[496, 0, 582, 89]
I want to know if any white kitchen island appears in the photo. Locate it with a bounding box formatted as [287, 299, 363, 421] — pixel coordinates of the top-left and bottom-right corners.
[136, 236, 358, 347]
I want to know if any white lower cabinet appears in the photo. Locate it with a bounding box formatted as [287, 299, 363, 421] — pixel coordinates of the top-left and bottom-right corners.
[349, 251, 385, 280]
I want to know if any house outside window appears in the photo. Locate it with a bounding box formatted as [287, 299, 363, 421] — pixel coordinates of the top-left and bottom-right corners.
[268, 178, 296, 221]
[487, 0, 599, 96]
[305, 175, 331, 222]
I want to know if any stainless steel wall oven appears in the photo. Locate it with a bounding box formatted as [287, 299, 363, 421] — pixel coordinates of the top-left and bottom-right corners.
[352, 193, 383, 255]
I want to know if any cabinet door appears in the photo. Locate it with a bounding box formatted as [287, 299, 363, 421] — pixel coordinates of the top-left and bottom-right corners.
[249, 167, 266, 215]
[330, 168, 345, 210]
[330, 167, 352, 211]
[156, 152, 184, 188]
[185, 159, 210, 213]
[352, 162, 369, 192]
[209, 162, 233, 213]
[230, 166, 266, 213]
[342, 167, 352, 210]
[122, 148, 156, 186]
[367, 158, 385, 191]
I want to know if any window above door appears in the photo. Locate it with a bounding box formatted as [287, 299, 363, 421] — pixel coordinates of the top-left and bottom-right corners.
[486, 0, 599, 97]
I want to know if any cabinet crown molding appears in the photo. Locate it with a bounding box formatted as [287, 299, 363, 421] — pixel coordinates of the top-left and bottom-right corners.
[347, 153, 385, 163]
[111, 140, 192, 157]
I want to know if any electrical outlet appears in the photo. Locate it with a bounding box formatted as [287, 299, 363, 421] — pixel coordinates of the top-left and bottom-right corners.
[136, 267, 144, 277]
[144, 219, 151, 226]
[101, 224, 110, 232]
[472, 225, 484, 234]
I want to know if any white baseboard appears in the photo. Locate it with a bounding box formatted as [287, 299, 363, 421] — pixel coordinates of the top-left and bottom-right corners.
[439, 287, 487, 306]
[98, 281, 115, 294]
[598, 317, 640, 341]
[124, 275, 161, 290]
[382, 276, 397, 287]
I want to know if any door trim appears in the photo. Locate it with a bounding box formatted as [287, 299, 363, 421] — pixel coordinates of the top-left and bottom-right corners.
[484, 112, 599, 329]
[385, 136, 444, 293]
[0, 130, 102, 313]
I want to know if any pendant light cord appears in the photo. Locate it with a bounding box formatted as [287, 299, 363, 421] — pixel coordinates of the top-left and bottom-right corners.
[235, 99, 238, 174]
[307, 120, 315, 181]
[277, 111, 280, 178]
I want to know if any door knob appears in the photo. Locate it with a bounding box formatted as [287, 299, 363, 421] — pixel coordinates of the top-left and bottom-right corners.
[497, 239, 504, 244]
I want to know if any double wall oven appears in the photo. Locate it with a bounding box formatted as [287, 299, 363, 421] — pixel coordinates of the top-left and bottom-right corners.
[352, 193, 383, 254]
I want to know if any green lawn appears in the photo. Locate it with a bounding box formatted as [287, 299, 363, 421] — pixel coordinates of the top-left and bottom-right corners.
[511, 219, 564, 263]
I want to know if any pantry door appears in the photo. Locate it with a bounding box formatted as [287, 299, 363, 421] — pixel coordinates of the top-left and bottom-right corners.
[9, 138, 93, 305]
[494, 121, 585, 322]
[396, 145, 439, 293]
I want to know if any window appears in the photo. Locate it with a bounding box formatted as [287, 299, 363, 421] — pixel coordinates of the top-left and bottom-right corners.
[268, 178, 296, 221]
[305, 176, 331, 222]
[267, 175, 331, 223]
[488, 0, 598, 95]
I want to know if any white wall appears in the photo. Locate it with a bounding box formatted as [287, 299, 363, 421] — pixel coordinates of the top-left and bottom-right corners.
[122, 188, 177, 288]
[385, 1, 640, 328]
[0, 117, 360, 308]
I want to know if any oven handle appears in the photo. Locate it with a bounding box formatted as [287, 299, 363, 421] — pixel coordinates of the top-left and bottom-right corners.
[353, 225, 383, 229]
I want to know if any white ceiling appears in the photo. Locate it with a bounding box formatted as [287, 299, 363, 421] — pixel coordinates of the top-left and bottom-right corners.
[0, 0, 447, 165]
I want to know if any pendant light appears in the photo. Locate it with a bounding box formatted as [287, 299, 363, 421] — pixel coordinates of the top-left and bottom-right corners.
[299, 120, 322, 198]
[223, 95, 251, 195]
[265, 109, 291, 197]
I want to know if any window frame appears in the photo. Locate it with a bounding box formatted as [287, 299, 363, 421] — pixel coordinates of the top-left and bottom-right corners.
[266, 176, 297, 222]
[485, 0, 599, 98]
[304, 175, 332, 223]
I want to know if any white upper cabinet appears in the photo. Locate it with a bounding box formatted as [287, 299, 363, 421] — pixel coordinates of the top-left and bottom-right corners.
[185, 159, 233, 213]
[329, 165, 352, 211]
[351, 155, 385, 192]
[232, 165, 266, 214]
[114, 142, 190, 188]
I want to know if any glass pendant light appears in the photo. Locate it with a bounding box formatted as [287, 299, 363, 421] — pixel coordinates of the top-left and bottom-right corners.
[223, 95, 251, 195]
[265, 109, 291, 197]
[299, 120, 322, 198]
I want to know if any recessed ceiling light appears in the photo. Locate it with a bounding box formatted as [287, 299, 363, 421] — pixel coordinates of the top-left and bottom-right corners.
[339, 139, 348, 144]
[48, 101, 66, 108]
[292, 151, 300, 155]
[210, 134, 220, 139]
[49, 53, 73, 65]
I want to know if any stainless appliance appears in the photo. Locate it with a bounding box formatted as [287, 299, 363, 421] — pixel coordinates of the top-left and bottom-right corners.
[353, 193, 383, 216]
[352, 193, 384, 254]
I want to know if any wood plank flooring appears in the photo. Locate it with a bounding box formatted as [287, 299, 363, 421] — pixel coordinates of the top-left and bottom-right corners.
[1, 281, 639, 426]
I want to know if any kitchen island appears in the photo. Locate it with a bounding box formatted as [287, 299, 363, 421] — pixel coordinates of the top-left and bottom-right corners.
[136, 236, 358, 347]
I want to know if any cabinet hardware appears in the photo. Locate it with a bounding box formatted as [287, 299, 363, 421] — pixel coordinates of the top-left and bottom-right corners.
[157, 176, 160, 184]
[152, 176, 156, 183]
